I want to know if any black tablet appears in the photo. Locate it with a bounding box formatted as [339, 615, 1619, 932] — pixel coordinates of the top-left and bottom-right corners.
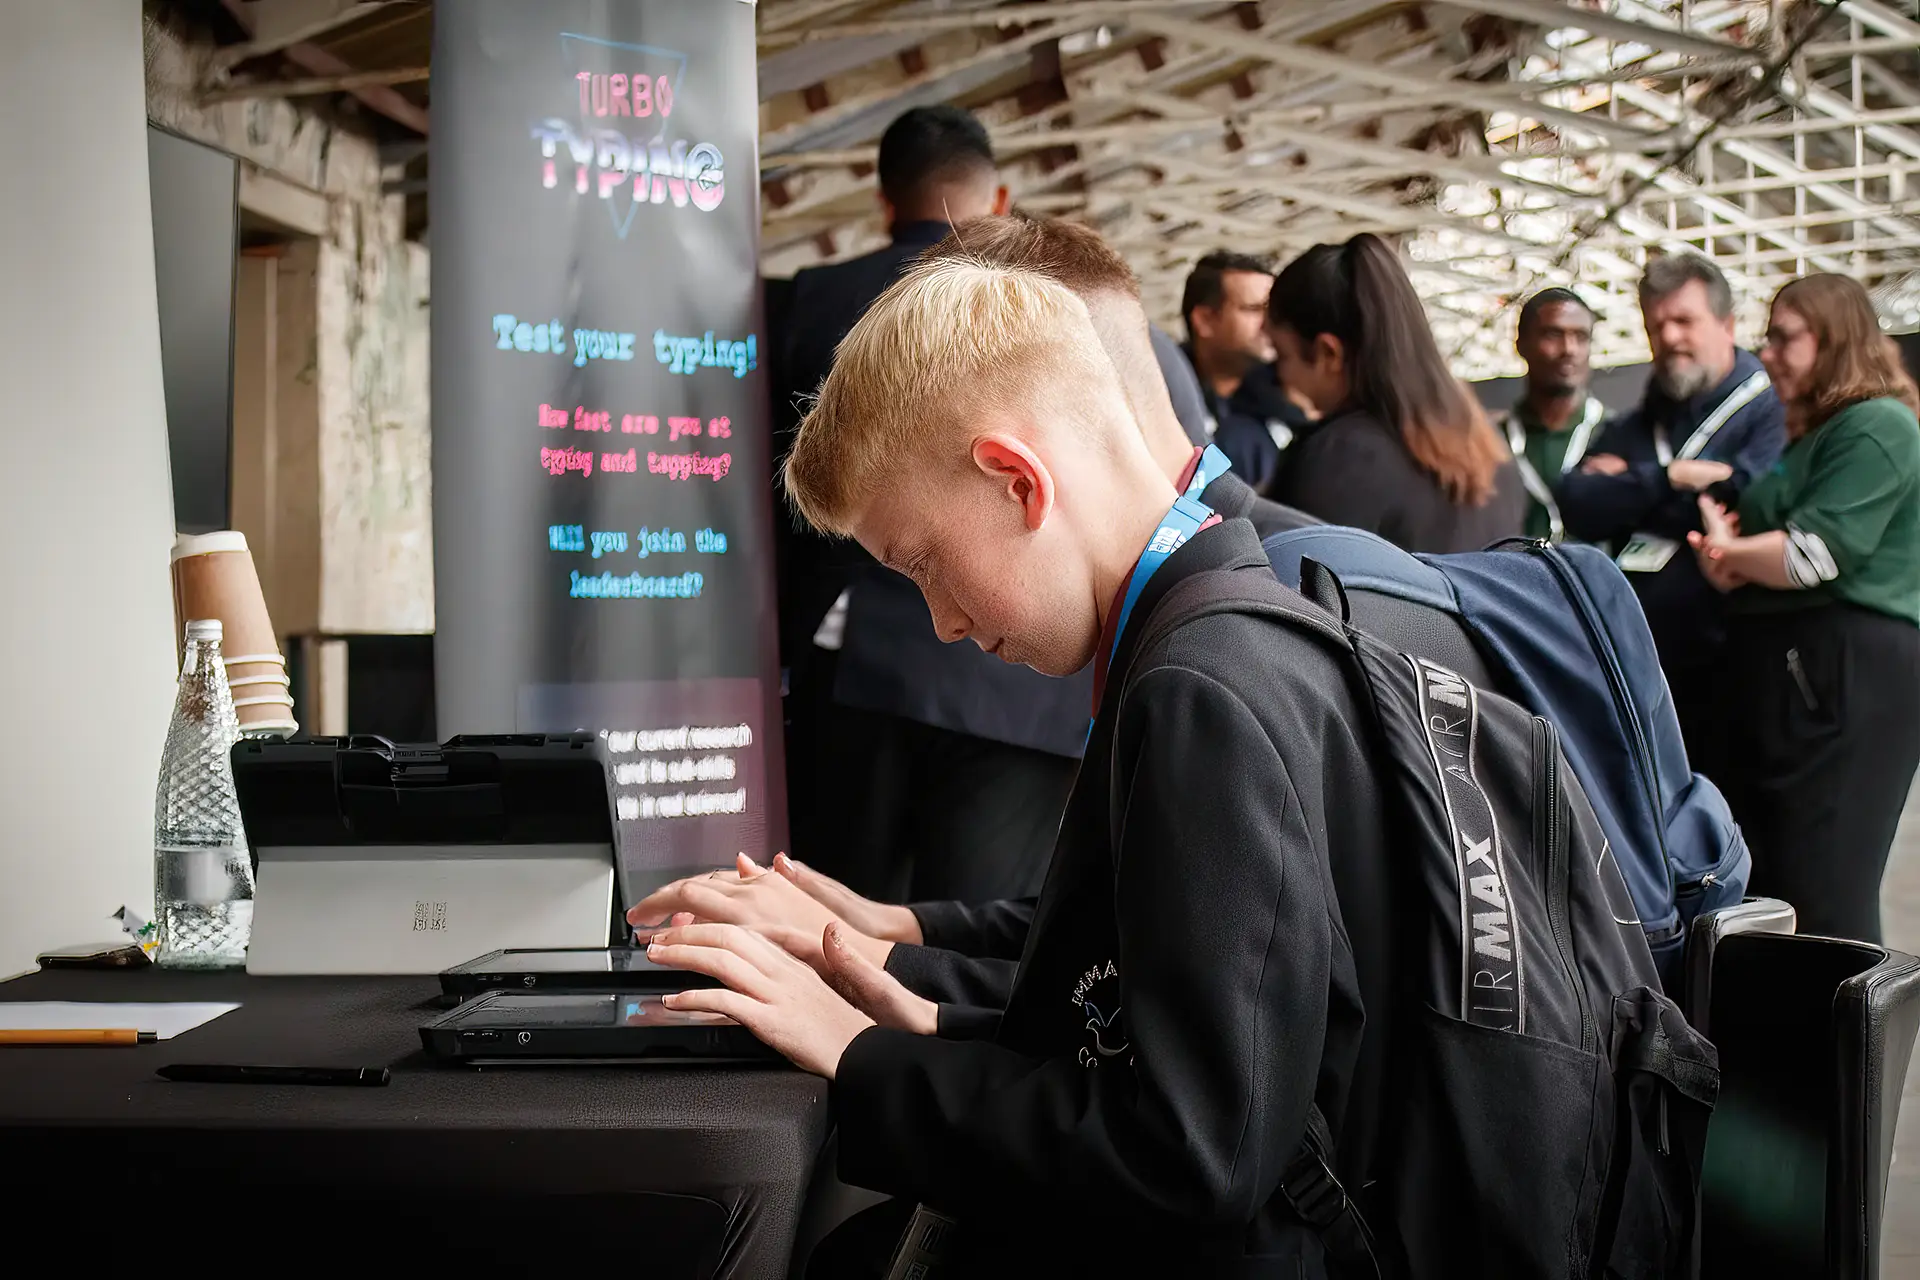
[439, 946, 718, 999]
[418, 991, 781, 1064]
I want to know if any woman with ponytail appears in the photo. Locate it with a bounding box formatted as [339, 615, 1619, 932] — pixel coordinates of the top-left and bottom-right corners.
[1268, 233, 1525, 551]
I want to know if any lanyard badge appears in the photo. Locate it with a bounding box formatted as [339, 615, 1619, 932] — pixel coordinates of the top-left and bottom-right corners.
[1186, 443, 1234, 498]
[1087, 493, 1220, 743]
[1085, 459, 1228, 744]
[1108, 494, 1217, 677]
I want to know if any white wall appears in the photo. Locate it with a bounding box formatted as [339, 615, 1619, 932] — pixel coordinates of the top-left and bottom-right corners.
[146, 21, 434, 635]
[0, 2, 180, 975]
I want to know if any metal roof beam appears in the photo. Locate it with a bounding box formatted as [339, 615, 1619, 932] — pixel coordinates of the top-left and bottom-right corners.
[1425, 0, 1760, 63]
[1716, 104, 1920, 140]
[758, 0, 1010, 99]
[201, 64, 427, 103]
[1590, 67, 1918, 245]
[216, 0, 426, 133]
[211, 0, 396, 70]
[1835, 0, 1920, 44]
[1588, 229, 1920, 271]
[1127, 12, 1670, 145]
[1152, 154, 1553, 253]
[1786, 78, 1920, 160]
[759, 21, 1081, 158]
[1654, 202, 1917, 239]
[1859, 59, 1920, 111]
[991, 0, 1409, 141]
[759, 0, 1227, 48]
[1803, 35, 1920, 58]
[1619, 155, 1852, 271]
[1627, 158, 1919, 198]
[761, 0, 908, 36]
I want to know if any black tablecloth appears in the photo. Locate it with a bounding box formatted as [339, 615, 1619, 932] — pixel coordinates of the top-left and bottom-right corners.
[0, 968, 831, 1278]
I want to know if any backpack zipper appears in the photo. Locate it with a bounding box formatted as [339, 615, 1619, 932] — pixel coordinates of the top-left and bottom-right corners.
[1537, 716, 1596, 1057]
[1786, 648, 1819, 711]
[1524, 542, 1677, 904]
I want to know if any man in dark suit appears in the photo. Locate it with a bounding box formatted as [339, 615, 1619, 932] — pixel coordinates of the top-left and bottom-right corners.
[1180, 250, 1311, 493]
[771, 107, 1088, 905]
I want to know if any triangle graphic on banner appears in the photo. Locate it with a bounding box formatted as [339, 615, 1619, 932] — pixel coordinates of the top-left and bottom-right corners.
[559, 32, 690, 241]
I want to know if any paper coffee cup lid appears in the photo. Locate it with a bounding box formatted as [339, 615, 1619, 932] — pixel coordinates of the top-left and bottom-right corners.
[172, 530, 250, 562]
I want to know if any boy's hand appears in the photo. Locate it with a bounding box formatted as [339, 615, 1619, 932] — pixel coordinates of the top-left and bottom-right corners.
[818, 921, 938, 1035]
[773, 854, 923, 945]
[628, 854, 895, 971]
[648, 923, 875, 1078]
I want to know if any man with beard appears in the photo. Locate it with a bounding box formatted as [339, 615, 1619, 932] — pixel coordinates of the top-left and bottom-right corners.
[1558, 254, 1785, 778]
[1500, 289, 1612, 543]
[1181, 251, 1310, 492]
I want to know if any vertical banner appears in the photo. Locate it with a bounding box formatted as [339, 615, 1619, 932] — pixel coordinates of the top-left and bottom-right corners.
[431, 0, 784, 892]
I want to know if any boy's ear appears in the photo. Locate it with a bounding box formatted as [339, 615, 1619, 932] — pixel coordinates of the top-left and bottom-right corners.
[991, 185, 1011, 217]
[972, 434, 1055, 532]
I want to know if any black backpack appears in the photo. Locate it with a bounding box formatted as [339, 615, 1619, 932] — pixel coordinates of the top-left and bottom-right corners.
[1149, 565, 1721, 1279]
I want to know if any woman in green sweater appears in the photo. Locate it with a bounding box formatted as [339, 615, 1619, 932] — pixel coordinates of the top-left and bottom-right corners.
[1690, 273, 1920, 943]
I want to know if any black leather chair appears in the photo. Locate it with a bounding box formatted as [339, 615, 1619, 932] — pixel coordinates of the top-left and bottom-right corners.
[1682, 897, 1798, 1034]
[1699, 931, 1920, 1279]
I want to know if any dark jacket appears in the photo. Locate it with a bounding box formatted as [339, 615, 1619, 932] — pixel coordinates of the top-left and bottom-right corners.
[836, 519, 1372, 1273]
[1150, 324, 1212, 447]
[1190, 357, 1310, 495]
[1205, 467, 1319, 539]
[774, 222, 1093, 755]
[1274, 407, 1527, 553]
[1555, 348, 1785, 672]
[768, 229, 948, 667]
[882, 467, 1317, 1007]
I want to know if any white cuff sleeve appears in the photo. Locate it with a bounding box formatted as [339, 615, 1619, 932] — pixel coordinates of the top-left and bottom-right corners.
[1783, 524, 1839, 590]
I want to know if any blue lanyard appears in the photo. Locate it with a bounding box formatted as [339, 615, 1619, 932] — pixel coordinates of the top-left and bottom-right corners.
[1186, 443, 1234, 497]
[1108, 493, 1217, 674]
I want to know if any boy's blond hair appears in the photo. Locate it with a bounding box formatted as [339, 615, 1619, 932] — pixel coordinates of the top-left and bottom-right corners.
[784, 254, 1126, 535]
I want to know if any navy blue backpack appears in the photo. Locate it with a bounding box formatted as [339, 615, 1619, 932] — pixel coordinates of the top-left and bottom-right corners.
[1264, 527, 1750, 983]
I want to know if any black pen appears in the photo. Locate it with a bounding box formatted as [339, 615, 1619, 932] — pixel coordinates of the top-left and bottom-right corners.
[157, 1064, 390, 1087]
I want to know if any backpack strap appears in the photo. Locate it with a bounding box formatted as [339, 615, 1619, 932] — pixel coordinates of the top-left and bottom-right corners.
[1125, 572, 1385, 1279]
[1298, 556, 1351, 623]
[1130, 568, 1353, 672]
[1280, 1104, 1384, 1280]
[1612, 988, 1721, 1108]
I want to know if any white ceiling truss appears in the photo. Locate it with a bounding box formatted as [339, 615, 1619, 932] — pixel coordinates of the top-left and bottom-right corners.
[755, 0, 1920, 378]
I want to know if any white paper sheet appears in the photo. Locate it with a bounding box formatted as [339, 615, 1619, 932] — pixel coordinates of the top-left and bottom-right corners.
[0, 1002, 239, 1040]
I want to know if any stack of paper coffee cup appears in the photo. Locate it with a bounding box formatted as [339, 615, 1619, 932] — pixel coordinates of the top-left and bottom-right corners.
[171, 532, 298, 738]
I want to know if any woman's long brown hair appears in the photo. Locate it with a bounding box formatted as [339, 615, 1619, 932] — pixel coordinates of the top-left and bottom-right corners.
[1773, 273, 1920, 438]
[1270, 234, 1509, 505]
